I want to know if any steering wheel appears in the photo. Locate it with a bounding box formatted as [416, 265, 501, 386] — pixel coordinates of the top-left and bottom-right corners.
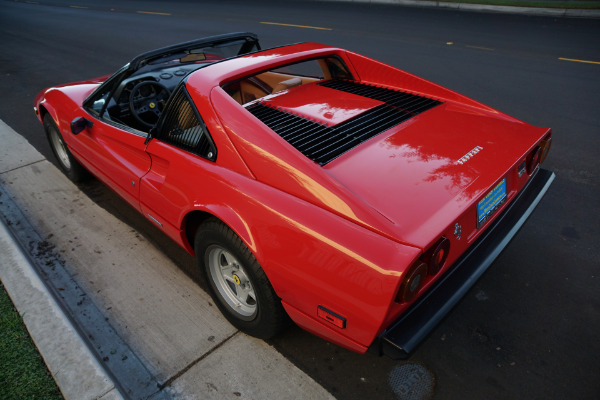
[129, 81, 170, 129]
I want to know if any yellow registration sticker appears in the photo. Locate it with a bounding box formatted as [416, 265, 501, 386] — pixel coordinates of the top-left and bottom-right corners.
[477, 178, 507, 228]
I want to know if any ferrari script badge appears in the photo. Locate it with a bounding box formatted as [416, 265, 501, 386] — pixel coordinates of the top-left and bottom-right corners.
[457, 146, 483, 165]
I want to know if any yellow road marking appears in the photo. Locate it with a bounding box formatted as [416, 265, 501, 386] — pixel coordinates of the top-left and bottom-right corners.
[69, 5, 89, 9]
[559, 57, 600, 65]
[466, 45, 494, 51]
[137, 11, 171, 16]
[260, 21, 332, 31]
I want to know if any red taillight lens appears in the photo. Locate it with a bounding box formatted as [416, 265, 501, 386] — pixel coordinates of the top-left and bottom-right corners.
[539, 136, 552, 164]
[396, 260, 428, 303]
[396, 237, 451, 304]
[526, 146, 542, 175]
[422, 237, 450, 276]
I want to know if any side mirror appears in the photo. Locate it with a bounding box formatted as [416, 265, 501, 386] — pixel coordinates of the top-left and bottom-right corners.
[70, 117, 93, 135]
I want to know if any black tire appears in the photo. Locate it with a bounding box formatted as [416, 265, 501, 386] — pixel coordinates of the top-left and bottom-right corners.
[195, 218, 288, 339]
[43, 114, 88, 182]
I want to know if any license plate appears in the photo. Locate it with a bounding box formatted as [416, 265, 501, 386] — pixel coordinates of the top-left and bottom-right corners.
[477, 178, 507, 228]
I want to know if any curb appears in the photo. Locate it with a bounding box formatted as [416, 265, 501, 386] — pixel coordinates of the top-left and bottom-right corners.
[323, 0, 600, 17]
[0, 217, 124, 400]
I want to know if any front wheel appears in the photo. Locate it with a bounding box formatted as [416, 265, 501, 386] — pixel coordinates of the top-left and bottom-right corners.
[195, 219, 288, 339]
[44, 114, 88, 182]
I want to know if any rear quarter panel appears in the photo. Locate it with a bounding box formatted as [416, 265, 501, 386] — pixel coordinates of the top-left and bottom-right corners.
[143, 82, 423, 350]
[145, 146, 422, 350]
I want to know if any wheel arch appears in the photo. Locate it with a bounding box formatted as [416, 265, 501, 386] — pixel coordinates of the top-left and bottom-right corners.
[37, 102, 59, 127]
[182, 205, 258, 259]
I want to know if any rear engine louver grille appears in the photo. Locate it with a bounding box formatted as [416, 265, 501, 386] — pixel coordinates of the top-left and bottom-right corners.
[318, 80, 442, 112]
[246, 80, 442, 165]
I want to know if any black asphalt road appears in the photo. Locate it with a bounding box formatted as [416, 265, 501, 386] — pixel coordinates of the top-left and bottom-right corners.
[1, 1, 599, 399]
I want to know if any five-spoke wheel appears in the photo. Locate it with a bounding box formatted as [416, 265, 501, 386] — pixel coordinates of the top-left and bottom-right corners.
[195, 219, 288, 339]
[206, 245, 257, 320]
[44, 114, 87, 182]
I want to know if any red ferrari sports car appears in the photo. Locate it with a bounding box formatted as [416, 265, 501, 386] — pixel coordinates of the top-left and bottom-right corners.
[34, 33, 554, 358]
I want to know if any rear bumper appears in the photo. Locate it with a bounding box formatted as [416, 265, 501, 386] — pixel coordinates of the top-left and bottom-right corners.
[369, 168, 555, 359]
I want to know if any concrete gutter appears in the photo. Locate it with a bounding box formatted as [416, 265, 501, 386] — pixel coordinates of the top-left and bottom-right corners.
[323, 0, 600, 18]
[0, 118, 334, 399]
[0, 214, 123, 400]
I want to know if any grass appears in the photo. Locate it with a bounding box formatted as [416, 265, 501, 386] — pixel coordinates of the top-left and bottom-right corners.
[0, 283, 63, 400]
[420, 0, 600, 8]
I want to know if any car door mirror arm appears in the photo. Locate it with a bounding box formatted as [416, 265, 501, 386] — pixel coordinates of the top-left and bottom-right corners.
[70, 117, 94, 135]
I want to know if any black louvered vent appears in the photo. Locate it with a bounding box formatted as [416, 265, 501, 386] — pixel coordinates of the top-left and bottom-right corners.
[158, 87, 216, 160]
[245, 103, 334, 165]
[318, 80, 442, 114]
[246, 80, 442, 165]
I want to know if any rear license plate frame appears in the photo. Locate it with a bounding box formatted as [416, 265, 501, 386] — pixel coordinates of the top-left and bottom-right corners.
[477, 178, 507, 228]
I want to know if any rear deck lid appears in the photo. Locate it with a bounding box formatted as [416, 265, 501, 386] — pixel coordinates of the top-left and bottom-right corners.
[246, 80, 442, 165]
[324, 101, 548, 247]
[244, 79, 546, 247]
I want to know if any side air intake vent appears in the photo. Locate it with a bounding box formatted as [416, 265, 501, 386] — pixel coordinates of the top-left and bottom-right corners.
[158, 86, 216, 160]
[246, 80, 442, 165]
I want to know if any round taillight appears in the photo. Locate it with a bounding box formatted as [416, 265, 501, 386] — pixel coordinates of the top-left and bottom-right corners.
[526, 146, 542, 175]
[398, 261, 428, 303]
[423, 237, 450, 276]
[540, 136, 552, 164]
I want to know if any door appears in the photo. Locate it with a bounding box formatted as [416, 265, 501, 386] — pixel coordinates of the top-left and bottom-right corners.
[139, 86, 217, 242]
[68, 118, 151, 210]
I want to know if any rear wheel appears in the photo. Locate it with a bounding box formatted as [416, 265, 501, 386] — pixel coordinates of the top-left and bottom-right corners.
[44, 114, 87, 182]
[195, 219, 288, 339]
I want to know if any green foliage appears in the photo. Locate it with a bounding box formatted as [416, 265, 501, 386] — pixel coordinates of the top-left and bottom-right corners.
[0, 284, 63, 399]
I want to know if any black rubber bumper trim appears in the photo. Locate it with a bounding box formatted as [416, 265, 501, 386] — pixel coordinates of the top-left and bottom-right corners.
[370, 168, 555, 359]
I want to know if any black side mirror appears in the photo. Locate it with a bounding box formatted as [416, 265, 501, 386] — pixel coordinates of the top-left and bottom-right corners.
[70, 117, 93, 135]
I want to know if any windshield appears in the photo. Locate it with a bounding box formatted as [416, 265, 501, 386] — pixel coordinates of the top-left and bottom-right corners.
[135, 38, 259, 75]
[83, 33, 260, 132]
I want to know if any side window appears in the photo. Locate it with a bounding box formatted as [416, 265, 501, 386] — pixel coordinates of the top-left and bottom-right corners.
[156, 86, 216, 161]
[84, 65, 129, 118]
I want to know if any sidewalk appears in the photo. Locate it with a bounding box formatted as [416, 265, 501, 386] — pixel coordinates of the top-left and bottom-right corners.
[0, 118, 334, 400]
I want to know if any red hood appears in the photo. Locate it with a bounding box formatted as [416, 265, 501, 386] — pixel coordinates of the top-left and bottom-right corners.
[323, 101, 548, 247]
[35, 75, 108, 107]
